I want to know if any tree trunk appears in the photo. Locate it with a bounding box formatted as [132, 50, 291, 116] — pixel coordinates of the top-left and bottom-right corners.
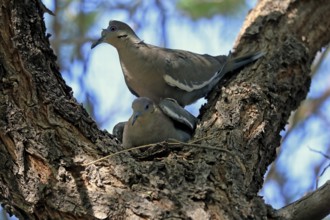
[0, 0, 330, 219]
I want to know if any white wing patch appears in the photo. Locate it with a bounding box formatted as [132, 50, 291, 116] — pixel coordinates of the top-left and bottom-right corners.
[163, 70, 220, 92]
[161, 105, 194, 130]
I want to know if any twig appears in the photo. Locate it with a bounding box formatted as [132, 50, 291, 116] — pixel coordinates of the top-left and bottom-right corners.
[83, 143, 161, 166]
[308, 146, 330, 188]
[308, 146, 330, 159]
[83, 134, 245, 172]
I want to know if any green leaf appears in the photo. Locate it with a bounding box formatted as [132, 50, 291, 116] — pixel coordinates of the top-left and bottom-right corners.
[177, 0, 246, 19]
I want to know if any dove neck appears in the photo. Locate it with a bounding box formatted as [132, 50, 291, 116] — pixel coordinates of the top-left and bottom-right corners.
[115, 33, 141, 50]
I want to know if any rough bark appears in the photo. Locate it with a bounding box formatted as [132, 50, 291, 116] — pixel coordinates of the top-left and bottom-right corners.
[0, 0, 329, 219]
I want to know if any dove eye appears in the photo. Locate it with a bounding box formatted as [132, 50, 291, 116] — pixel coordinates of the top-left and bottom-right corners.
[145, 104, 149, 110]
[109, 26, 117, 32]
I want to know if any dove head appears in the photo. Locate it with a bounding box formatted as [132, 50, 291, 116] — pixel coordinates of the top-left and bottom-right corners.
[131, 97, 155, 126]
[91, 20, 139, 49]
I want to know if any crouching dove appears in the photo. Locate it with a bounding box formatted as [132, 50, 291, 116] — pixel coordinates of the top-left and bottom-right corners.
[91, 20, 263, 106]
[122, 97, 197, 148]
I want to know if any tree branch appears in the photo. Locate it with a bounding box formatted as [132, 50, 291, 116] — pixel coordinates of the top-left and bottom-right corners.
[275, 181, 330, 220]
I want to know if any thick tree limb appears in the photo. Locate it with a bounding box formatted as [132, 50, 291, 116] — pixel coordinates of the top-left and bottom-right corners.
[0, 0, 330, 219]
[275, 181, 330, 220]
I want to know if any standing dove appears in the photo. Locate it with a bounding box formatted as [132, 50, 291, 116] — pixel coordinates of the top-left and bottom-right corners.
[91, 20, 263, 106]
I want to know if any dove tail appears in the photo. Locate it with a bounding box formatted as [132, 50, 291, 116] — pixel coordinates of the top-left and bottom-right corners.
[219, 51, 264, 78]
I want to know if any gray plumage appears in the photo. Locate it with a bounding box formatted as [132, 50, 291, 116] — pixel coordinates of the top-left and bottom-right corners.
[91, 20, 263, 107]
[112, 121, 125, 142]
[122, 97, 196, 148]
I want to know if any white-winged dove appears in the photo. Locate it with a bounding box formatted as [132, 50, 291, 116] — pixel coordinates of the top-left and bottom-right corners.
[122, 97, 197, 148]
[91, 20, 263, 106]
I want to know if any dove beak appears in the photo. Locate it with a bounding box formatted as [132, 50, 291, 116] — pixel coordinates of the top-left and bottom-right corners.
[131, 112, 141, 126]
[91, 36, 105, 49]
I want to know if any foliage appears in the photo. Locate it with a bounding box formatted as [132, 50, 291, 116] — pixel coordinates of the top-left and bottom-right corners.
[177, 0, 246, 19]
